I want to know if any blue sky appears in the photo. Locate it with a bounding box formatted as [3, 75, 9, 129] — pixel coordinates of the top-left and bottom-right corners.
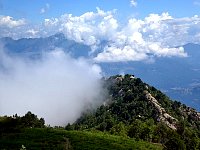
[1, 0, 200, 62]
[1, 0, 200, 22]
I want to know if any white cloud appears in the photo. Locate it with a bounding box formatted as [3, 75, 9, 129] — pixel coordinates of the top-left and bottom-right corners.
[94, 12, 187, 62]
[0, 16, 25, 28]
[130, 0, 137, 7]
[94, 45, 148, 62]
[40, 3, 50, 14]
[40, 10, 195, 62]
[2, 9, 200, 62]
[26, 29, 39, 37]
[42, 8, 118, 46]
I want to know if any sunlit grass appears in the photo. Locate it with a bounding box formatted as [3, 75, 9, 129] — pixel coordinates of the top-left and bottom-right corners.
[0, 128, 163, 150]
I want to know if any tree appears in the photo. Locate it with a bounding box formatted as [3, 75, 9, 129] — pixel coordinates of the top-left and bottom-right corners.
[128, 119, 143, 140]
[164, 137, 186, 150]
[110, 122, 127, 137]
[21, 111, 45, 128]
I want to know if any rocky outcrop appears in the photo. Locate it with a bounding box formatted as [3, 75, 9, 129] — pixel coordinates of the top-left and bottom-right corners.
[144, 91, 178, 130]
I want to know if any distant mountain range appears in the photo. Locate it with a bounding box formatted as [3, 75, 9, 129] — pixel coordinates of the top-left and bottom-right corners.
[1, 33, 200, 110]
[0, 33, 91, 59]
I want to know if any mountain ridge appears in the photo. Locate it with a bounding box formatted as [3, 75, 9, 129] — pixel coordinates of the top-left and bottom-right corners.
[69, 74, 200, 149]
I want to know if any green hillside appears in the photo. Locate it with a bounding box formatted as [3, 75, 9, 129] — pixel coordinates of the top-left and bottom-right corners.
[70, 74, 200, 149]
[0, 128, 162, 150]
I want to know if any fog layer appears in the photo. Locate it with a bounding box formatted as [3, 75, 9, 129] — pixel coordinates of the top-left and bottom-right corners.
[0, 47, 103, 126]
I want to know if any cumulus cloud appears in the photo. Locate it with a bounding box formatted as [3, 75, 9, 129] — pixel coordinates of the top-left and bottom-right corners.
[40, 3, 50, 14]
[0, 15, 28, 38]
[0, 16, 25, 28]
[94, 12, 187, 62]
[0, 45, 104, 126]
[130, 0, 137, 7]
[43, 7, 118, 46]
[2, 8, 200, 62]
[94, 45, 148, 62]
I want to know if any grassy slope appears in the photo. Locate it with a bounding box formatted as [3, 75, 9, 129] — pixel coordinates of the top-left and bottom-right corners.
[0, 128, 163, 150]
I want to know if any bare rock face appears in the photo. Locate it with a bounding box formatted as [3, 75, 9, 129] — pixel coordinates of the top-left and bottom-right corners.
[115, 76, 124, 82]
[145, 91, 178, 130]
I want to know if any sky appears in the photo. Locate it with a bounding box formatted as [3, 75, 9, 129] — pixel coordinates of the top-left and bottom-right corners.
[0, 0, 200, 62]
[1, 0, 200, 21]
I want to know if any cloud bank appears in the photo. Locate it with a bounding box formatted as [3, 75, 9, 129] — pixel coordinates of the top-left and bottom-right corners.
[0, 46, 103, 126]
[1, 8, 200, 62]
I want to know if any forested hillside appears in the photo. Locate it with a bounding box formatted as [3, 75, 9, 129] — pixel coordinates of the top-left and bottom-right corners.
[69, 74, 200, 149]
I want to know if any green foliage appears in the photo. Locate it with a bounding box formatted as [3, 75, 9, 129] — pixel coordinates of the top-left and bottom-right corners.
[164, 136, 186, 150]
[0, 111, 45, 133]
[70, 74, 200, 149]
[110, 122, 127, 137]
[0, 128, 71, 150]
[20, 111, 45, 128]
[0, 128, 163, 150]
[128, 119, 155, 142]
[66, 130, 162, 150]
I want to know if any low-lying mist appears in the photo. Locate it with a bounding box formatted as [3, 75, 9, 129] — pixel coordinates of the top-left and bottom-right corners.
[0, 46, 104, 126]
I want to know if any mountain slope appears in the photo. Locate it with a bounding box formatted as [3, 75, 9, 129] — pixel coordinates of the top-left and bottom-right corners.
[71, 74, 200, 149]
